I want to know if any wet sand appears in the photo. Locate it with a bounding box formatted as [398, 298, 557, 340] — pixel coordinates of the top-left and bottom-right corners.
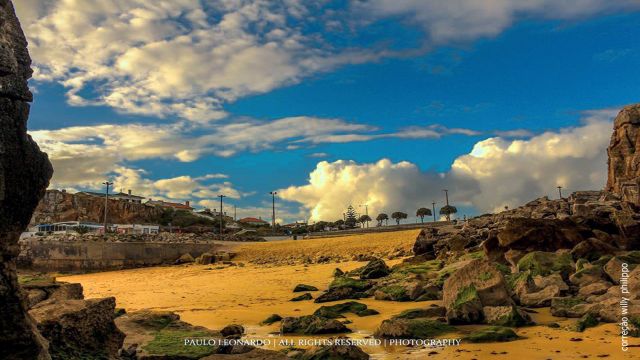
[59, 232, 635, 359]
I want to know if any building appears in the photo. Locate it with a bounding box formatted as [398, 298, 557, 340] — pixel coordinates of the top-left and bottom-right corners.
[238, 217, 269, 226]
[78, 189, 145, 203]
[146, 199, 194, 211]
[28, 221, 104, 234]
[113, 224, 159, 235]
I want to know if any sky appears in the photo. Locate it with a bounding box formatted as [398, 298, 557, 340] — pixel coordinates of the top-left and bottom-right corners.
[14, 0, 640, 224]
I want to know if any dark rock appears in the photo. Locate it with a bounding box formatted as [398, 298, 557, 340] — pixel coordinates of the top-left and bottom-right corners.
[359, 258, 390, 279]
[29, 297, 124, 359]
[280, 315, 351, 335]
[313, 301, 377, 318]
[550, 297, 594, 318]
[291, 293, 313, 301]
[261, 314, 282, 325]
[221, 324, 244, 338]
[294, 284, 319, 292]
[393, 306, 446, 319]
[570, 238, 617, 261]
[463, 326, 519, 343]
[0, 0, 53, 358]
[576, 313, 599, 332]
[497, 218, 584, 252]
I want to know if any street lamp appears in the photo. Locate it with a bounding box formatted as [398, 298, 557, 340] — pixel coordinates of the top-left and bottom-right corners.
[270, 191, 277, 234]
[102, 181, 113, 233]
[431, 201, 436, 222]
[218, 194, 226, 237]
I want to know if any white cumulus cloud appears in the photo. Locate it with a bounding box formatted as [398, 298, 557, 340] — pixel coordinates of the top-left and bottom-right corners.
[279, 110, 616, 221]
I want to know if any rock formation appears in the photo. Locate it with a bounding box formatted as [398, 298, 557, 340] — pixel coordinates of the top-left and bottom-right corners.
[0, 0, 53, 358]
[607, 104, 640, 204]
[30, 189, 164, 225]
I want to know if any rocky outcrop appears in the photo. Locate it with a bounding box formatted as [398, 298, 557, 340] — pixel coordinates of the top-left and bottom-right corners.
[607, 104, 640, 205]
[0, 0, 53, 358]
[29, 297, 125, 360]
[30, 189, 164, 226]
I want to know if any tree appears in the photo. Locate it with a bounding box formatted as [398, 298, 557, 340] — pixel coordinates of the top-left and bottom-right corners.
[416, 207, 432, 223]
[75, 225, 90, 235]
[439, 205, 458, 221]
[358, 214, 372, 228]
[376, 213, 388, 226]
[334, 219, 345, 228]
[345, 205, 358, 228]
[391, 211, 408, 225]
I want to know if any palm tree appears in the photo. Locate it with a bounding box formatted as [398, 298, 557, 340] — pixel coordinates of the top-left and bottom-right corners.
[391, 211, 408, 225]
[376, 213, 388, 226]
[439, 205, 458, 221]
[416, 207, 432, 223]
[358, 214, 372, 228]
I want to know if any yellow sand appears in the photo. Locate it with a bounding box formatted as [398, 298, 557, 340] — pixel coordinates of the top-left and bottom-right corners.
[59, 231, 636, 359]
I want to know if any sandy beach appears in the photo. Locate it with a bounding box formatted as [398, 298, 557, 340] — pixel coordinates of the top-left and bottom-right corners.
[59, 231, 636, 359]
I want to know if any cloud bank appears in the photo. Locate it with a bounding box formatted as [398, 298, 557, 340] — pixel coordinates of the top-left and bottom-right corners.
[279, 110, 615, 221]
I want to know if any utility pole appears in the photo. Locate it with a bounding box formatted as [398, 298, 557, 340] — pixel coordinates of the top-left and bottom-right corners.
[233, 205, 236, 221]
[102, 181, 113, 233]
[270, 191, 277, 234]
[443, 189, 450, 221]
[432, 201, 436, 222]
[218, 194, 226, 237]
[557, 186, 563, 199]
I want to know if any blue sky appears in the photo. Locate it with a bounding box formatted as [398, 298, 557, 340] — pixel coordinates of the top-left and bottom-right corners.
[17, 1, 640, 223]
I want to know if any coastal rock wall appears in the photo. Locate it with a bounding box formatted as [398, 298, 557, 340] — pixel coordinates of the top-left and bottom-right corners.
[607, 104, 640, 204]
[0, 0, 53, 358]
[18, 240, 220, 272]
[30, 189, 164, 225]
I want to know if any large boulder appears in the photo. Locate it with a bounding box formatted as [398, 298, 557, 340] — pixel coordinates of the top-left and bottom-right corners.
[375, 318, 454, 339]
[496, 218, 584, 252]
[301, 343, 369, 360]
[29, 297, 124, 359]
[280, 315, 351, 335]
[359, 258, 390, 279]
[606, 104, 640, 205]
[442, 259, 513, 324]
[0, 1, 53, 358]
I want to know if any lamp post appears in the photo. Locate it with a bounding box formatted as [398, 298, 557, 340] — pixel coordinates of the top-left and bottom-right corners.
[218, 194, 226, 237]
[557, 186, 563, 199]
[102, 181, 113, 233]
[432, 201, 436, 222]
[269, 191, 277, 234]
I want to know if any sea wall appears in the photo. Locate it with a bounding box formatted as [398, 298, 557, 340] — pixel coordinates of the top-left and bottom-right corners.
[18, 240, 219, 272]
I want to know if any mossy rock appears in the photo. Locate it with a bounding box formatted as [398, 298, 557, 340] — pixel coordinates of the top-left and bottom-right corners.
[463, 326, 519, 343]
[576, 313, 598, 332]
[261, 314, 283, 325]
[294, 284, 319, 292]
[495, 263, 511, 275]
[391, 260, 444, 275]
[375, 318, 455, 339]
[619, 251, 640, 264]
[144, 329, 216, 358]
[485, 306, 532, 327]
[375, 285, 411, 301]
[313, 301, 376, 319]
[291, 293, 313, 302]
[575, 258, 589, 272]
[506, 271, 532, 292]
[394, 307, 445, 320]
[517, 251, 574, 277]
[453, 285, 479, 309]
[329, 277, 371, 291]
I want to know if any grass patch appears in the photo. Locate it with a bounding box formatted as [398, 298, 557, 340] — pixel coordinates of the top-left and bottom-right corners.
[18, 275, 53, 285]
[453, 285, 479, 309]
[495, 263, 511, 275]
[144, 329, 215, 358]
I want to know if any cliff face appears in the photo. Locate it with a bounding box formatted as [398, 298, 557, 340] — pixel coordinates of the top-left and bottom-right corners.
[607, 104, 640, 204]
[30, 190, 165, 226]
[0, 0, 53, 358]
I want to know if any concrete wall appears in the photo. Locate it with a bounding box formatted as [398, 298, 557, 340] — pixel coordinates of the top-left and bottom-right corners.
[19, 240, 219, 272]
